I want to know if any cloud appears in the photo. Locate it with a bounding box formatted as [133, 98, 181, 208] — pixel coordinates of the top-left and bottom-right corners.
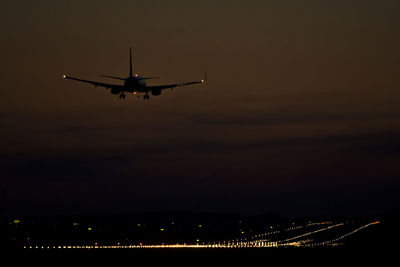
[2, 131, 399, 184]
[0, 152, 145, 183]
[186, 109, 400, 127]
[2, 130, 400, 216]
[363, 140, 400, 156]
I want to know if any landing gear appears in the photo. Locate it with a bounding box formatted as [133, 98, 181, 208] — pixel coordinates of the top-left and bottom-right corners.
[143, 94, 150, 100]
[119, 93, 126, 99]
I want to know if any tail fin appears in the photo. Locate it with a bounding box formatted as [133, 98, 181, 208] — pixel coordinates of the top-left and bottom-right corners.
[129, 47, 133, 77]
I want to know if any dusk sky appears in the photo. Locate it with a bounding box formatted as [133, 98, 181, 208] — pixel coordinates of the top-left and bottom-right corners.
[1, 0, 400, 216]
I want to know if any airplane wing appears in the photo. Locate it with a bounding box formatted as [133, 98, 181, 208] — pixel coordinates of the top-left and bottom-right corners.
[146, 72, 207, 91]
[62, 75, 124, 90]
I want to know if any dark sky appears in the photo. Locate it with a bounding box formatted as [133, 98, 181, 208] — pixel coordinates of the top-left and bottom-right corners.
[1, 0, 400, 216]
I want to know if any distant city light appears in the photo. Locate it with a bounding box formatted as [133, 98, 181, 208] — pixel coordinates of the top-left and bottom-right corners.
[21, 220, 381, 250]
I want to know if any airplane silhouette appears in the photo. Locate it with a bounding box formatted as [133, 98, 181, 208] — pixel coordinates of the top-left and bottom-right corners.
[63, 47, 207, 100]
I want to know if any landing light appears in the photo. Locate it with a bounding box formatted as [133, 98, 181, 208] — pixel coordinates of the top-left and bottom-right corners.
[62, 74, 66, 78]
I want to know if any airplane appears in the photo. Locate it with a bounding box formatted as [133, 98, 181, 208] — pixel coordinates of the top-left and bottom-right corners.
[62, 47, 207, 100]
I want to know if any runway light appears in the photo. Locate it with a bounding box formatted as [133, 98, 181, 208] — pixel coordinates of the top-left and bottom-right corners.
[23, 220, 379, 249]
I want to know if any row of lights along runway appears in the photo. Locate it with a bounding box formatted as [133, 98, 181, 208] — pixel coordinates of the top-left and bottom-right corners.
[24, 221, 380, 250]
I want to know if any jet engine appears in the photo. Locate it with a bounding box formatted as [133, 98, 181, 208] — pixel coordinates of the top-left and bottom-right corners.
[151, 89, 162, 96]
[111, 88, 121, 95]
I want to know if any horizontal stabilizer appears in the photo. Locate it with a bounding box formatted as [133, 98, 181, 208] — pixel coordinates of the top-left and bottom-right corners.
[101, 74, 127, 81]
[138, 76, 160, 80]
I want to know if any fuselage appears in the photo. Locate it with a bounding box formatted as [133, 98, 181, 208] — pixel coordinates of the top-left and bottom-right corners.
[124, 75, 147, 93]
